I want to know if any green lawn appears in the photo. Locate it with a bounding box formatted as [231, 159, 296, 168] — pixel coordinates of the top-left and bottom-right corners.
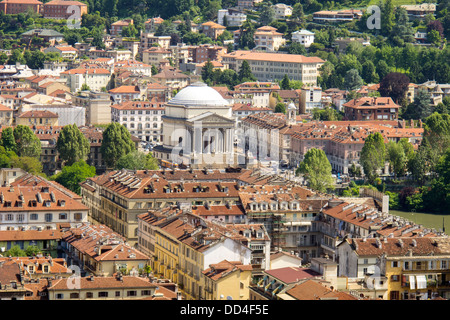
[390, 210, 449, 234]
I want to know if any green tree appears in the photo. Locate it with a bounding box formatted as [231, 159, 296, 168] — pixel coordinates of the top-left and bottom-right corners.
[25, 50, 46, 70]
[361, 60, 379, 84]
[7, 49, 26, 65]
[275, 102, 286, 114]
[13, 125, 41, 158]
[238, 60, 256, 82]
[381, 0, 395, 36]
[25, 245, 42, 256]
[344, 69, 363, 91]
[201, 60, 214, 83]
[0, 52, 7, 65]
[56, 124, 90, 166]
[296, 148, 334, 192]
[100, 123, 135, 169]
[291, 3, 305, 24]
[122, 24, 138, 38]
[281, 74, 290, 90]
[427, 29, 442, 46]
[52, 160, 96, 194]
[151, 64, 158, 75]
[259, 3, 275, 26]
[386, 141, 407, 177]
[403, 88, 432, 119]
[238, 19, 255, 49]
[10, 156, 43, 175]
[5, 245, 26, 257]
[360, 132, 386, 183]
[116, 150, 159, 170]
[1, 127, 16, 153]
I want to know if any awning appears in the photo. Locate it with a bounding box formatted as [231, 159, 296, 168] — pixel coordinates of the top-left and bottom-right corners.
[409, 275, 416, 290]
[416, 275, 427, 289]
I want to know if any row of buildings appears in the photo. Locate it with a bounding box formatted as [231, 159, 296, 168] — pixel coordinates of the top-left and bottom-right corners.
[0, 0, 88, 19]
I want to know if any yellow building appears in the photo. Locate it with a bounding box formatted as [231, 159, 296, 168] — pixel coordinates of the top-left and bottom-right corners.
[202, 260, 253, 300]
[138, 210, 252, 300]
[385, 238, 450, 300]
[17, 110, 59, 126]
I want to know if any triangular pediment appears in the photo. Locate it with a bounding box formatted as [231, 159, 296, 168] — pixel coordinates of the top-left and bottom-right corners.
[187, 112, 234, 124]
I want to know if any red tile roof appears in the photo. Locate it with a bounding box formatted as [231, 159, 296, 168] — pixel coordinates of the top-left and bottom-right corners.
[265, 267, 321, 284]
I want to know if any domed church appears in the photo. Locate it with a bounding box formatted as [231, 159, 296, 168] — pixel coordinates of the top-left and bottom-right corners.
[153, 82, 236, 168]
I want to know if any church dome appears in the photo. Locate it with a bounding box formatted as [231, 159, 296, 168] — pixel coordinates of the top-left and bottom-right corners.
[168, 82, 229, 107]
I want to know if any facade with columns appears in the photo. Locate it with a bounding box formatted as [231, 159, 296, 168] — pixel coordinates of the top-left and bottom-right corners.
[153, 82, 237, 168]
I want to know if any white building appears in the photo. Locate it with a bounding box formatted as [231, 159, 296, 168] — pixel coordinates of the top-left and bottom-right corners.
[222, 50, 325, 85]
[25, 104, 86, 127]
[154, 82, 236, 168]
[60, 68, 112, 93]
[300, 86, 323, 113]
[291, 30, 315, 48]
[272, 3, 293, 19]
[218, 8, 247, 27]
[0, 173, 89, 231]
[111, 100, 165, 142]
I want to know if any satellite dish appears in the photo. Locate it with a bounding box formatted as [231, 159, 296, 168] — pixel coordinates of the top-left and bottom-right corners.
[227, 296, 233, 300]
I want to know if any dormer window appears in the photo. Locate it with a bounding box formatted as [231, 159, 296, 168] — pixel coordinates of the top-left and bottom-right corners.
[43, 265, 50, 273]
[28, 265, 35, 274]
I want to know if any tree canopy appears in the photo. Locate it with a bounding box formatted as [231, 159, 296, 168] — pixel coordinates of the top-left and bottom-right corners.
[56, 124, 90, 166]
[100, 123, 136, 169]
[296, 148, 334, 192]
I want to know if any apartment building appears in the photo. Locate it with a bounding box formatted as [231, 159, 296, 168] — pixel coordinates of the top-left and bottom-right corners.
[0, 228, 63, 257]
[401, 3, 436, 19]
[79, 169, 247, 247]
[218, 8, 247, 27]
[253, 26, 286, 52]
[192, 44, 227, 64]
[60, 68, 111, 93]
[291, 30, 315, 48]
[240, 110, 300, 166]
[338, 237, 450, 300]
[72, 91, 112, 125]
[203, 260, 253, 300]
[110, 19, 133, 37]
[140, 33, 171, 55]
[200, 21, 226, 40]
[152, 67, 190, 91]
[343, 97, 400, 121]
[111, 100, 164, 142]
[312, 9, 363, 23]
[43, 0, 88, 19]
[0, 103, 13, 126]
[47, 275, 164, 300]
[17, 110, 59, 126]
[44, 46, 78, 60]
[142, 47, 172, 67]
[272, 3, 293, 19]
[236, 0, 262, 10]
[0, 173, 89, 232]
[239, 184, 327, 261]
[108, 85, 143, 104]
[61, 223, 150, 277]
[21, 29, 64, 46]
[137, 210, 252, 300]
[0, 0, 42, 14]
[222, 50, 325, 85]
[300, 86, 323, 114]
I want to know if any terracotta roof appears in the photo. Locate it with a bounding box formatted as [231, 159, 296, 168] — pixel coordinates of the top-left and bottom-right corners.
[265, 267, 321, 284]
[111, 100, 164, 110]
[224, 50, 324, 64]
[62, 223, 149, 262]
[61, 68, 110, 75]
[0, 103, 11, 111]
[44, 0, 87, 5]
[347, 237, 450, 257]
[0, 229, 63, 241]
[343, 97, 400, 109]
[286, 279, 358, 300]
[18, 110, 58, 118]
[0, 0, 42, 3]
[109, 85, 140, 94]
[48, 276, 159, 290]
[203, 260, 252, 281]
[201, 21, 226, 29]
[24, 279, 50, 300]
